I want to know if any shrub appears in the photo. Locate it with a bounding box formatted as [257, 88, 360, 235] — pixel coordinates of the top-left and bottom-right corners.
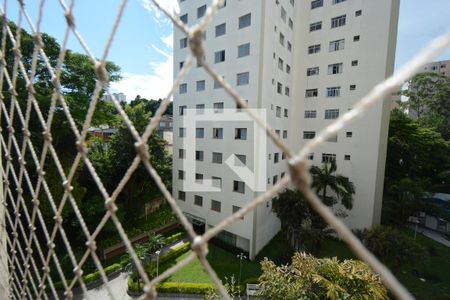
[165, 232, 185, 245]
[156, 282, 215, 294]
[128, 277, 144, 292]
[53, 263, 122, 290]
[159, 242, 191, 265]
[102, 206, 176, 248]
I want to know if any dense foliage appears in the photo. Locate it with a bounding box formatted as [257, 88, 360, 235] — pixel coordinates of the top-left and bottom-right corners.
[258, 253, 388, 300]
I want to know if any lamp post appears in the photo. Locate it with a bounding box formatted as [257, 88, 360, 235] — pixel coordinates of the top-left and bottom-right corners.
[236, 252, 247, 287]
[155, 250, 161, 277]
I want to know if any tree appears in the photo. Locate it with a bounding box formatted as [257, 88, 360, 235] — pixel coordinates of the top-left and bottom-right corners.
[258, 253, 389, 300]
[401, 72, 450, 139]
[311, 161, 355, 209]
[129, 95, 173, 116]
[382, 110, 450, 224]
[85, 102, 171, 225]
[357, 226, 426, 272]
[272, 190, 326, 254]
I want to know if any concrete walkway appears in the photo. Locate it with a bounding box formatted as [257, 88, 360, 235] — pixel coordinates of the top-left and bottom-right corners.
[408, 225, 450, 247]
[81, 238, 191, 300]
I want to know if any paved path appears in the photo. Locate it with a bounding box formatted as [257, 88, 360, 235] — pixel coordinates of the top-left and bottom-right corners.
[81, 238, 191, 300]
[408, 225, 450, 247]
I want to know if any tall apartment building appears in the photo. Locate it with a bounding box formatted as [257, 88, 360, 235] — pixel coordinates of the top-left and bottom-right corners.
[422, 59, 450, 77]
[173, 0, 400, 259]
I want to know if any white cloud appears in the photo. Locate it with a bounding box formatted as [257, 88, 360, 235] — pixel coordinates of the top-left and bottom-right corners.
[110, 54, 173, 101]
[140, 0, 180, 25]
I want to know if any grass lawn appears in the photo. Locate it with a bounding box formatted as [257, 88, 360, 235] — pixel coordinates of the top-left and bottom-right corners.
[166, 245, 261, 284]
[318, 231, 450, 300]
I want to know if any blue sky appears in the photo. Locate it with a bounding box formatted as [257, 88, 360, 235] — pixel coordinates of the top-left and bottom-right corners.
[5, 0, 450, 100]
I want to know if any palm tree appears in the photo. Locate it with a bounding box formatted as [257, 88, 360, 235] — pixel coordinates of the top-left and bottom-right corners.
[310, 161, 355, 209]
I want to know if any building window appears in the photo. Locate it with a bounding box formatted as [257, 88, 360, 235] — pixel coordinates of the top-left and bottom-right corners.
[215, 23, 226, 37]
[332, 0, 346, 4]
[284, 109, 288, 117]
[180, 14, 188, 24]
[178, 191, 186, 201]
[346, 131, 353, 138]
[196, 80, 205, 92]
[238, 43, 250, 57]
[212, 152, 223, 164]
[179, 83, 187, 94]
[281, 6, 287, 22]
[274, 153, 279, 163]
[233, 180, 245, 194]
[196, 128, 205, 138]
[196, 104, 205, 114]
[344, 155, 351, 160]
[311, 0, 323, 9]
[276, 106, 281, 117]
[305, 110, 317, 119]
[322, 153, 336, 163]
[195, 173, 204, 183]
[236, 100, 249, 112]
[179, 127, 186, 137]
[305, 89, 318, 98]
[214, 76, 224, 89]
[179, 149, 186, 159]
[213, 102, 224, 113]
[179, 105, 186, 116]
[310, 21, 322, 32]
[353, 35, 360, 42]
[180, 37, 188, 49]
[237, 72, 250, 86]
[275, 130, 281, 137]
[308, 153, 314, 160]
[287, 41, 292, 52]
[235, 154, 246, 166]
[285, 87, 290, 96]
[197, 5, 207, 18]
[213, 128, 223, 139]
[303, 131, 316, 139]
[352, 60, 359, 66]
[273, 175, 278, 185]
[331, 15, 346, 28]
[211, 200, 221, 212]
[355, 10, 362, 17]
[325, 109, 340, 119]
[327, 133, 338, 143]
[329, 39, 345, 52]
[232, 206, 243, 219]
[235, 128, 247, 140]
[195, 150, 204, 161]
[279, 33, 285, 46]
[286, 64, 291, 74]
[179, 61, 184, 69]
[288, 18, 293, 29]
[327, 87, 341, 97]
[238, 13, 251, 29]
[308, 44, 321, 54]
[328, 63, 343, 74]
[283, 130, 288, 139]
[278, 58, 284, 70]
[212, 176, 222, 188]
[277, 82, 283, 94]
[194, 195, 203, 207]
[178, 170, 185, 180]
[215, 50, 226, 63]
[307, 67, 319, 76]
[350, 84, 356, 91]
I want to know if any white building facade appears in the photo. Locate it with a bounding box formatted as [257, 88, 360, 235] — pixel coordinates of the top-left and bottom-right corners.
[173, 0, 400, 259]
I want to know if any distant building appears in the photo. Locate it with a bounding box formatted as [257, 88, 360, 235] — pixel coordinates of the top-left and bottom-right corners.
[158, 115, 173, 155]
[104, 92, 127, 103]
[408, 59, 450, 119]
[88, 127, 118, 141]
[422, 60, 450, 77]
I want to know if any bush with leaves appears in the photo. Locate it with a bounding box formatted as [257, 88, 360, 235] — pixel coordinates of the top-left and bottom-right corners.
[357, 225, 427, 272]
[258, 253, 388, 300]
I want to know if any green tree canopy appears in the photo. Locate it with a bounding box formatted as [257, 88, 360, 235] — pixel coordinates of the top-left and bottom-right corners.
[258, 253, 389, 300]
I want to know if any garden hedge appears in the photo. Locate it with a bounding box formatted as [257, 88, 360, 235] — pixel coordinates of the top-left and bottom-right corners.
[156, 282, 215, 294]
